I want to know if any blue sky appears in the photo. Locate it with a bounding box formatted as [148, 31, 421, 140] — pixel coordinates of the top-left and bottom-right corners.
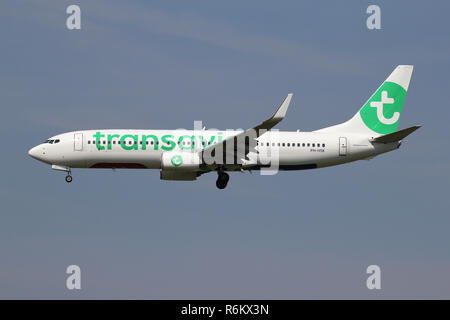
[0, 0, 449, 298]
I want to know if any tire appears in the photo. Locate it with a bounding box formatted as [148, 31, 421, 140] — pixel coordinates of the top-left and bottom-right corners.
[216, 179, 226, 189]
[65, 175, 72, 183]
[222, 172, 229, 182]
[216, 172, 229, 189]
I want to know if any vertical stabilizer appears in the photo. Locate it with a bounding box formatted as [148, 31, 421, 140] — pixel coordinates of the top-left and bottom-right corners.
[316, 65, 414, 135]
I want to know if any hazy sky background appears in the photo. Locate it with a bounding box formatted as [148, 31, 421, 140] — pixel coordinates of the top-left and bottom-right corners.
[0, 0, 449, 299]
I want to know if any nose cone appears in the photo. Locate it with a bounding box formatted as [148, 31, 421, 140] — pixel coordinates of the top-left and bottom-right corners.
[28, 145, 51, 164]
[28, 146, 41, 160]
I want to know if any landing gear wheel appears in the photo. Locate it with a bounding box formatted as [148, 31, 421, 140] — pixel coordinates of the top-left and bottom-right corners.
[216, 172, 229, 189]
[65, 175, 72, 183]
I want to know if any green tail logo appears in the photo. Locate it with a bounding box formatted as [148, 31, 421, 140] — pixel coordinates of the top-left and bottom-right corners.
[360, 81, 406, 134]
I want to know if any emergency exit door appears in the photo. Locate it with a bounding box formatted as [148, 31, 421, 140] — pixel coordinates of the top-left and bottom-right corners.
[339, 137, 347, 156]
[74, 133, 83, 151]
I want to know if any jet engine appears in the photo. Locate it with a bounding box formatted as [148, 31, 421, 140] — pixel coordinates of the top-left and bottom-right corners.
[160, 152, 201, 171]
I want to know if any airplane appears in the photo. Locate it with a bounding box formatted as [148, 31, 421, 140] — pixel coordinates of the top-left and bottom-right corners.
[28, 65, 420, 189]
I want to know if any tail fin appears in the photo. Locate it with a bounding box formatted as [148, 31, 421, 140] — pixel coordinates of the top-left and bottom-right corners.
[317, 65, 414, 135]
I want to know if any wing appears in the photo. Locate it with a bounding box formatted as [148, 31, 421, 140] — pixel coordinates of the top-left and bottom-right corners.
[200, 93, 293, 170]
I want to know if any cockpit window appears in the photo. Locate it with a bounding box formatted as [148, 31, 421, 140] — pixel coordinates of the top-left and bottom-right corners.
[43, 139, 60, 144]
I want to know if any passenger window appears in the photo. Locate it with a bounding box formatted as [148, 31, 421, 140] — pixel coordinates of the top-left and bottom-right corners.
[297, 143, 300, 147]
[312, 143, 315, 147]
[322, 143, 325, 147]
[88, 141, 90, 144]
[287, 143, 290, 147]
[278, 143, 280, 146]
[282, 143, 285, 147]
[103, 141, 106, 145]
[307, 143, 310, 147]
[272, 143, 275, 146]
[302, 143, 305, 147]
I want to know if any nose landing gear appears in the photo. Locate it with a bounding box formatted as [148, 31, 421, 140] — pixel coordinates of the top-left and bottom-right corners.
[65, 174, 73, 183]
[216, 171, 229, 189]
[51, 165, 73, 183]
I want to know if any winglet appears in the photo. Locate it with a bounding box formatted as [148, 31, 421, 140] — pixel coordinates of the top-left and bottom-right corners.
[273, 93, 293, 121]
[257, 93, 293, 130]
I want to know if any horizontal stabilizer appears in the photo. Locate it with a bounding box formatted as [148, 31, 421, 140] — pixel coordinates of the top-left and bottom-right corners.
[370, 125, 421, 143]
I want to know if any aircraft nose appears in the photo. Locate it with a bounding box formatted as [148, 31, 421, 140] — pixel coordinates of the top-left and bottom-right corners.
[28, 146, 40, 160]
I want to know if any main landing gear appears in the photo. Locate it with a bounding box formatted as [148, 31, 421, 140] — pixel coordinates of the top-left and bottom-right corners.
[216, 170, 229, 189]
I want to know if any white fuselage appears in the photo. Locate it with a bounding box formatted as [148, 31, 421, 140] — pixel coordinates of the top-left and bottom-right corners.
[28, 129, 399, 171]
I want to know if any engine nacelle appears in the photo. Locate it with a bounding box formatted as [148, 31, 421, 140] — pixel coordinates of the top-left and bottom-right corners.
[161, 152, 201, 171]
